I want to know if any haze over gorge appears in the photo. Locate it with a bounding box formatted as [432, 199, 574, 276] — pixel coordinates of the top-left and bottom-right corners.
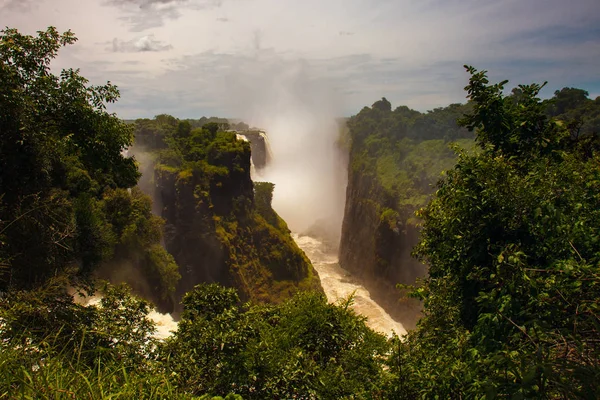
[191, 57, 409, 336]
[128, 56, 412, 336]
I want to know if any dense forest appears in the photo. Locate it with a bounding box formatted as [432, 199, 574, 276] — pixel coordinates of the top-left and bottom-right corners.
[346, 74, 600, 397]
[0, 27, 179, 298]
[1, 27, 599, 398]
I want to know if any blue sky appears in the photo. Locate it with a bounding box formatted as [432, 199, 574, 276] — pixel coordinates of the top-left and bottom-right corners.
[1, 0, 599, 119]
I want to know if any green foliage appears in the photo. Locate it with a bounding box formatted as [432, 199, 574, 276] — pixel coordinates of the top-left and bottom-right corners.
[253, 182, 288, 233]
[0, 282, 390, 399]
[100, 187, 180, 300]
[0, 282, 243, 399]
[181, 283, 240, 322]
[9, 26, 600, 399]
[347, 96, 475, 230]
[0, 27, 178, 299]
[161, 284, 390, 399]
[0, 281, 156, 367]
[132, 116, 232, 151]
[253, 182, 275, 215]
[340, 92, 475, 308]
[391, 66, 600, 398]
[543, 87, 600, 141]
[0, 346, 188, 399]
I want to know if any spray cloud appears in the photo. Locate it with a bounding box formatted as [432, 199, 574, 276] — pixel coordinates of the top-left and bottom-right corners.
[220, 53, 347, 242]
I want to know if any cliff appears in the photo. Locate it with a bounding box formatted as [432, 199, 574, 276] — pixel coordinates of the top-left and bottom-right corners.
[339, 98, 473, 328]
[131, 116, 321, 314]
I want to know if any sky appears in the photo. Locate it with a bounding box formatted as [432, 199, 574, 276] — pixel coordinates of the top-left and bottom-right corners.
[1, 0, 600, 119]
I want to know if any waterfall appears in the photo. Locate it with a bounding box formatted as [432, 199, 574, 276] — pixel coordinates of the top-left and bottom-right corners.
[236, 133, 257, 178]
[235, 133, 248, 142]
[253, 130, 406, 337]
[259, 131, 274, 164]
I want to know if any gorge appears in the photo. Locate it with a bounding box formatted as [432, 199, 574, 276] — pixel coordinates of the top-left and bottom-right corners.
[125, 97, 478, 335]
[127, 115, 411, 337]
[3, 28, 600, 395]
[2, 23, 599, 399]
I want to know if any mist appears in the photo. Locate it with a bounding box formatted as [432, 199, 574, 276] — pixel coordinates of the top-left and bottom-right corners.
[220, 55, 348, 244]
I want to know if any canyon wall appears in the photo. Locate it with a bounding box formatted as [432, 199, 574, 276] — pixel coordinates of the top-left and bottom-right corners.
[338, 98, 473, 328]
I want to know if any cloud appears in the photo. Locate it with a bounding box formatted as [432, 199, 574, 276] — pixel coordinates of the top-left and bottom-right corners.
[107, 0, 185, 7]
[3, 0, 599, 118]
[110, 35, 173, 52]
[105, 0, 223, 31]
[0, 0, 36, 12]
[0, 0, 38, 13]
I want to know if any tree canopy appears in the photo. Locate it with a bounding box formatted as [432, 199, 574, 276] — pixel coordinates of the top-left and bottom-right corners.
[389, 66, 600, 398]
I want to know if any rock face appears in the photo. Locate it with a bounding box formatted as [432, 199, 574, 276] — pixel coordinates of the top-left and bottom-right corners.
[339, 152, 425, 329]
[338, 99, 473, 328]
[130, 117, 321, 315]
[340, 168, 422, 285]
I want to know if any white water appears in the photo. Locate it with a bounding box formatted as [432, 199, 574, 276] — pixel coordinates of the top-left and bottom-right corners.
[236, 133, 257, 178]
[74, 232, 406, 342]
[75, 294, 178, 340]
[147, 309, 178, 339]
[258, 131, 274, 165]
[293, 234, 407, 337]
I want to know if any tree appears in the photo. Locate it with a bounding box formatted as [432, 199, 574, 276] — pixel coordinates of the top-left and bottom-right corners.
[543, 87, 600, 141]
[390, 66, 600, 398]
[372, 97, 392, 112]
[0, 27, 177, 296]
[547, 87, 590, 117]
[160, 284, 390, 399]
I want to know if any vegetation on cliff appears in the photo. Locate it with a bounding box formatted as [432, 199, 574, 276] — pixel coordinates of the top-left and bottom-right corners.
[384, 66, 600, 398]
[130, 114, 320, 308]
[342, 83, 600, 289]
[340, 70, 600, 332]
[339, 93, 477, 329]
[342, 97, 475, 269]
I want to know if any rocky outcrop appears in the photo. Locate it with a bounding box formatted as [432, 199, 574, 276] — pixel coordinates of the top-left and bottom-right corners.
[234, 130, 272, 170]
[131, 118, 321, 315]
[157, 157, 321, 317]
[340, 168, 424, 285]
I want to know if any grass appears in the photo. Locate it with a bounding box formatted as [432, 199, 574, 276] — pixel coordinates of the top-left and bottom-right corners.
[0, 345, 184, 399]
[0, 340, 244, 399]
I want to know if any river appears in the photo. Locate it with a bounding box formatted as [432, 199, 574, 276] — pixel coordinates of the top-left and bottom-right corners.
[78, 235, 407, 340]
[293, 234, 407, 337]
[152, 232, 408, 339]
